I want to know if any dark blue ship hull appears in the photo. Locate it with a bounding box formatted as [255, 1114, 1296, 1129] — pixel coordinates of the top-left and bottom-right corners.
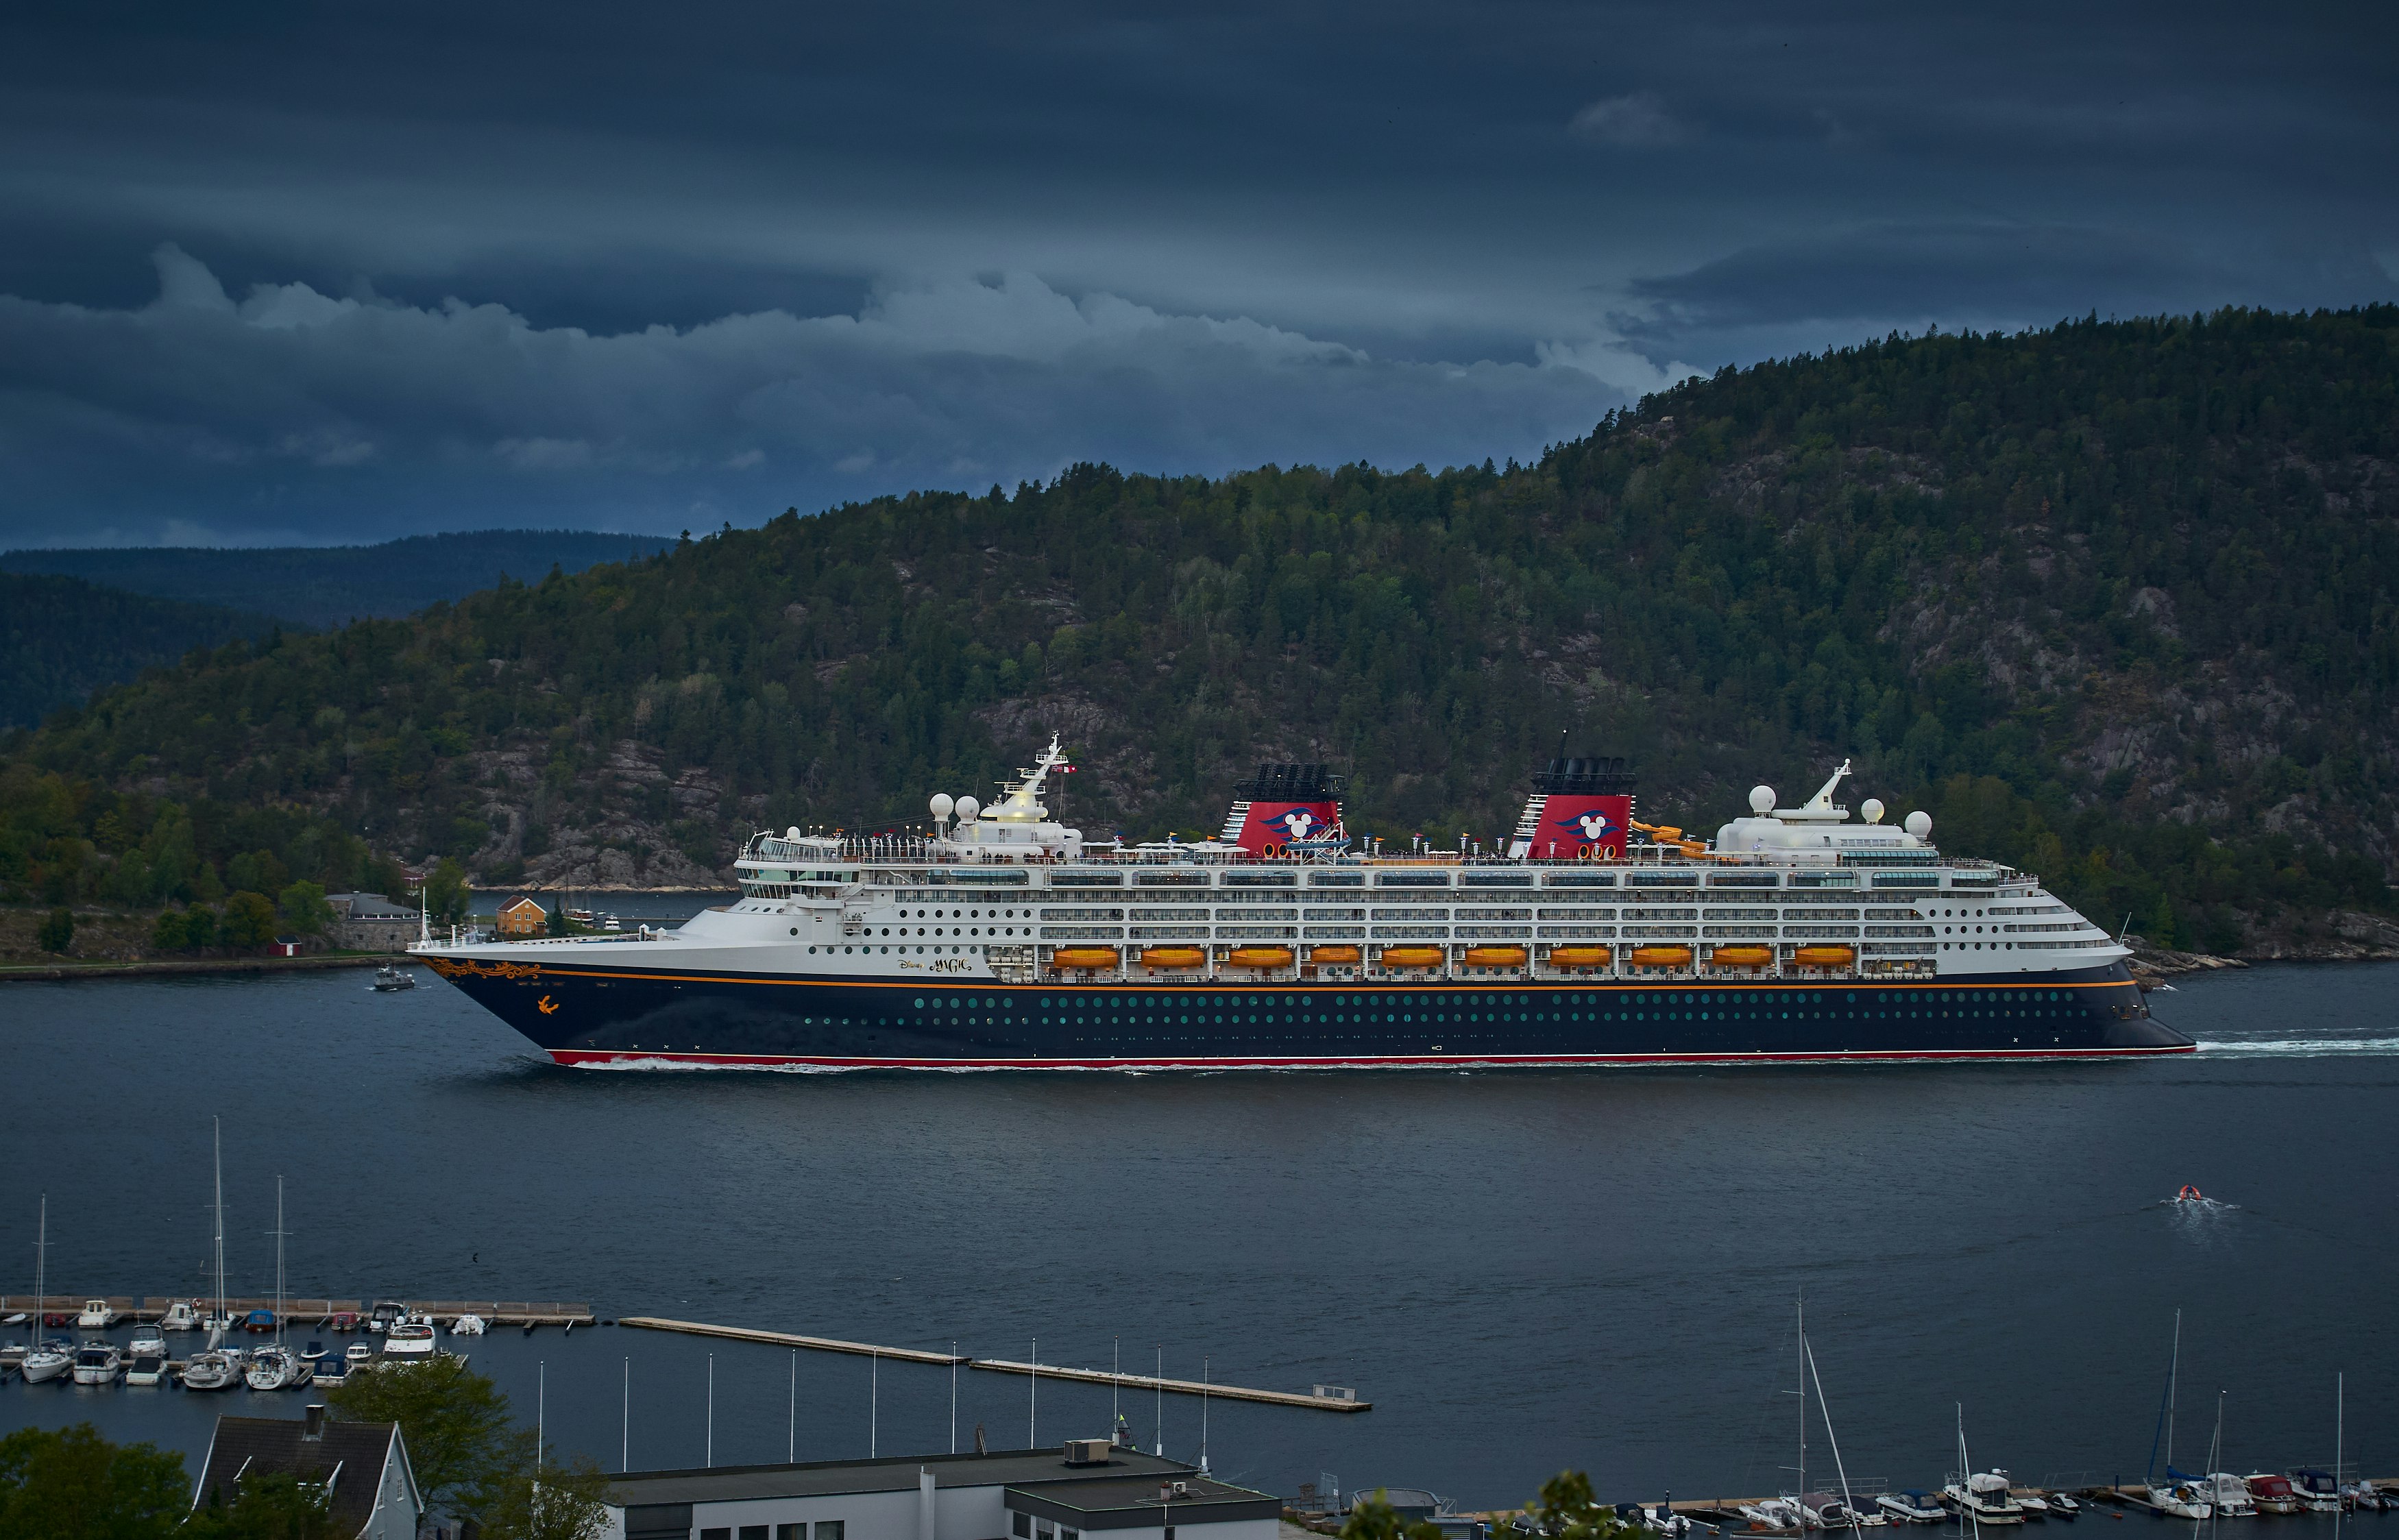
[426, 958, 2191, 1068]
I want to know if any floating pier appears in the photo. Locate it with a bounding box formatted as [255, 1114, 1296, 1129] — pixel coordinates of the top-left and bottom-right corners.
[618, 1316, 1369, 1412]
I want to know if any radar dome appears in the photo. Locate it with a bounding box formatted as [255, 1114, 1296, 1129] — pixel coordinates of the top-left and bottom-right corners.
[1749, 785, 1775, 814]
[929, 794, 954, 820]
[786, 825, 802, 839]
[1861, 798, 1884, 825]
[1904, 810, 1932, 838]
[956, 795, 982, 821]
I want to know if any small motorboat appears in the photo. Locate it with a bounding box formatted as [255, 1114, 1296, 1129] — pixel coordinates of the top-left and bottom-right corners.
[327, 1310, 362, 1333]
[244, 1308, 278, 1333]
[2341, 1482, 2381, 1513]
[1, 1311, 25, 1326]
[1738, 1498, 1806, 1532]
[2290, 1470, 2342, 1513]
[345, 1340, 376, 1363]
[1875, 1491, 1947, 1524]
[1803, 1493, 1884, 1528]
[382, 1318, 438, 1357]
[2236, 1468, 2293, 1506]
[2189, 1473, 2253, 1518]
[367, 1300, 406, 1333]
[372, 962, 415, 991]
[2175, 1184, 2206, 1203]
[450, 1313, 487, 1336]
[71, 1341, 125, 1385]
[2045, 1492, 2080, 1520]
[125, 1354, 170, 1386]
[179, 1349, 243, 1391]
[159, 1299, 202, 1332]
[2014, 1491, 2051, 1521]
[245, 1343, 306, 1391]
[313, 1351, 350, 1386]
[300, 1339, 330, 1362]
[128, 1325, 167, 1358]
[1948, 1473, 2026, 1525]
[75, 1298, 119, 1330]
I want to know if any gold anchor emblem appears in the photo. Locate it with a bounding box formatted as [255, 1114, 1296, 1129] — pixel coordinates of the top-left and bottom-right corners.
[537, 994, 560, 1015]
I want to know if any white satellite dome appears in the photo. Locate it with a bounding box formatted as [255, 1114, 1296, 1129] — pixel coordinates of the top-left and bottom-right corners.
[786, 825, 802, 839]
[1904, 810, 1932, 838]
[955, 795, 981, 821]
[1749, 785, 1775, 814]
[929, 793, 954, 820]
[1860, 798, 1884, 825]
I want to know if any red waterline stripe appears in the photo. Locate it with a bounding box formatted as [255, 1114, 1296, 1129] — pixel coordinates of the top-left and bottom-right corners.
[549, 1044, 2195, 1069]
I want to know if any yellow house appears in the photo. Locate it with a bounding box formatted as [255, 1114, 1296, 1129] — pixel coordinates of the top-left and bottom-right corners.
[496, 897, 548, 938]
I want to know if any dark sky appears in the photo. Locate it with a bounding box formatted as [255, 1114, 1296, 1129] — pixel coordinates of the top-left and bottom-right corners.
[2, 0, 2393, 547]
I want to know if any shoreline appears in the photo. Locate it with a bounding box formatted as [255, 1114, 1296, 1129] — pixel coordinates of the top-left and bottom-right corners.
[0, 952, 398, 983]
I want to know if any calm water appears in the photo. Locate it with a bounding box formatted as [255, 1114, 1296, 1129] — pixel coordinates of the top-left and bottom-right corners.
[2, 962, 2395, 1511]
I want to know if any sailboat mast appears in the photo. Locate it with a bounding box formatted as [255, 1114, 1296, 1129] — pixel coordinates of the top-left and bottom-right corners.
[272, 1175, 286, 1345]
[2335, 1373, 2345, 1540]
[212, 1117, 226, 1325]
[1798, 1295, 1806, 1508]
[2166, 1310, 2181, 1474]
[34, 1194, 45, 1321]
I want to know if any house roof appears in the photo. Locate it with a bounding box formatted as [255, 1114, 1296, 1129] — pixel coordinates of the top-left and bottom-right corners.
[327, 893, 416, 918]
[605, 1447, 1198, 1508]
[499, 896, 547, 914]
[193, 1413, 419, 1539]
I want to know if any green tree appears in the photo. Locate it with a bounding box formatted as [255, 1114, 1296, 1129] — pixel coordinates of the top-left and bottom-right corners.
[0, 1422, 190, 1540]
[480, 1452, 613, 1540]
[277, 879, 336, 937]
[182, 905, 219, 951]
[36, 907, 75, 954]
[147, 909, 188, 952]
[220, 890, 278, 949]
[425, 857, 471, 924]
[1509, 1471, 1639, 1540]
[326, 1356, 517, 1519]
[1341, 1491, 1446, 1540]
[184, 1471, 337, 1540]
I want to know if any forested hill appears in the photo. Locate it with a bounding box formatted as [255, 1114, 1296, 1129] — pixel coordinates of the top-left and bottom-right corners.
[5, 306, 2396, 955]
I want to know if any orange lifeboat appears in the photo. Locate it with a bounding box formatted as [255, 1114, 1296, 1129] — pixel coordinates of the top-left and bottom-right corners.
[1049, 947, 1121, 970]
[1378, 946, 1446, 969]
[1308, 945, 1362, 966]
[1546, 946, 1612, 968]
[1791, 945, 1855, 968]
[1709, 946, 1773, 968]
[1462, 946, 1527, 968]
[1629, 944, 1694, 968]
[1139, 947, 1205, 970]
[1226, 946, 1294, 969]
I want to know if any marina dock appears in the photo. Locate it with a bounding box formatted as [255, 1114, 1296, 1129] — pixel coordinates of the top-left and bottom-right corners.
[0, 1294, 593, 1328]
[618, 1316, 1370, 1412]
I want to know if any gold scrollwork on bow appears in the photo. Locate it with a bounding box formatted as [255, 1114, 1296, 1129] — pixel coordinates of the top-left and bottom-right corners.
[427, 958, 544, 981]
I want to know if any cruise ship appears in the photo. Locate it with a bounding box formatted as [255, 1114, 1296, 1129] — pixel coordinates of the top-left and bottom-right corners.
[415, 736, 2191, 1068]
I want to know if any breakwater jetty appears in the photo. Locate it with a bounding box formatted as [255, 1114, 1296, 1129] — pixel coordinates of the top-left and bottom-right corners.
[619, 1315, 1371, 1412]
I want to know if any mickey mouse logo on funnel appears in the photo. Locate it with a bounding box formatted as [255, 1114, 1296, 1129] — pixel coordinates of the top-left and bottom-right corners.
[1220, 762, 1348, 853]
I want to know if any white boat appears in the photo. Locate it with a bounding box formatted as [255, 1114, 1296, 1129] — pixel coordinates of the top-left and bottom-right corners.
[129, 1325, 167, 1358]
[71, 1341, 124, 1384]
[1947, 1471, 2026, 1525]
[2289, 1471, 2341, 1513]
[2243, 1474, 2301, 1514]
[22, 1340, 73, 1384]
[1803, 1492, 1885, 1528]
[450, 1312, 487, 1336]
[1875, 1492, 1946, 1524]
[180, 1347, 243, 1391]
[1739, 1499, 1805, 1532]
[2014, 1491, 2051, 1521]
[345, 1339, 376, 1363]
[2045, 1493, 2080, 1520]
[2139, 1482, 2211, 1521]
[382, 1319, 437, 1356]
[75, 1298, 119, 1330]
[313, 1353, 350, 1386]
[2200, 1473, 2254, 1517]
[245, 1343, 307, 1391]
[159, 1299, 201, 1332]
[125, 1353, 170, 1386]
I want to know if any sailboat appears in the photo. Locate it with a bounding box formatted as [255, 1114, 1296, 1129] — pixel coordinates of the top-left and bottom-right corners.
[245, 1176, 310, 1391]
[2136, 1311, 2210, 1520]
[1797, 1305, 1882, 1530]
[19, 1198, 71, 1385]
[180, 1120, 244, 1392]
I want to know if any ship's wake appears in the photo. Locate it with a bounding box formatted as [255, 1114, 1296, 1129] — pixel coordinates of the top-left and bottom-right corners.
[2195, 1034, 2399, 1057]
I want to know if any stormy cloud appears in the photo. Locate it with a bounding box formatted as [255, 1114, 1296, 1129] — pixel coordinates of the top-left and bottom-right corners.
[0, 0, 2391, 544]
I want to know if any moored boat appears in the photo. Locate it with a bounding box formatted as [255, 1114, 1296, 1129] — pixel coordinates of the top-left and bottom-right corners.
[180, 1347, 243, 1391]
[1875, 1492, 1945, 1524]
[71, 1341, 124, 1384]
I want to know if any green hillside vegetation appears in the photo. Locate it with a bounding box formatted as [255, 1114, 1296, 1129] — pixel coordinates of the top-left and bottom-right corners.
[4, 306, 2395, 955]
[0, 528, 675, 629]
[0, 572, 278, 729]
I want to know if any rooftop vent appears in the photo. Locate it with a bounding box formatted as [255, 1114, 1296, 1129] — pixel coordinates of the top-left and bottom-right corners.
[1062, 1439, 1113, 1467]
[1231, 763, 1348, 800]
[303, 1404, 327, 1440]
[1530, 757, 1635, 794]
